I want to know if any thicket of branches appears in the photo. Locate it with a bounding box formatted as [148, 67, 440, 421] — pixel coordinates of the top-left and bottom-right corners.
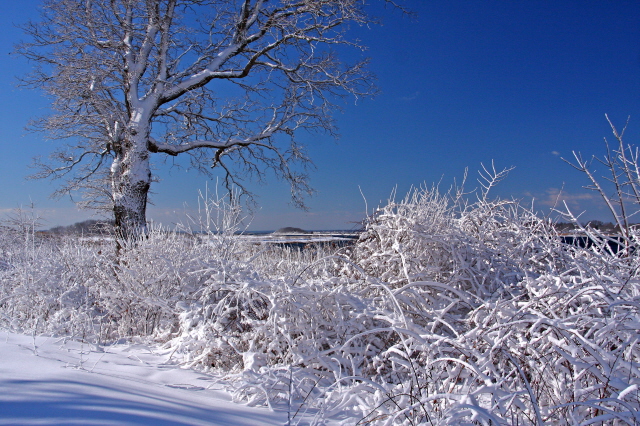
[1, 123, 640, 424]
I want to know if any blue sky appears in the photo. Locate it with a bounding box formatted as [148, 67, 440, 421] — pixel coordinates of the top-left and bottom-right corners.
[1, 0, 639, 231]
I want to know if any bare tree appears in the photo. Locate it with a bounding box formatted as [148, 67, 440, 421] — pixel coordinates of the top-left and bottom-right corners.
[564, 115, 640, 252]
[17, 0, 390, 241]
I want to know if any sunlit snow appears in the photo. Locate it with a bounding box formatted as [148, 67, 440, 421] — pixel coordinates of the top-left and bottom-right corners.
[0, 332, 286, 426]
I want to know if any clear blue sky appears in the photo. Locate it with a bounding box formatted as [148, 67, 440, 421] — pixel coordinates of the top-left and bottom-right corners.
[1, 0, 639, 231]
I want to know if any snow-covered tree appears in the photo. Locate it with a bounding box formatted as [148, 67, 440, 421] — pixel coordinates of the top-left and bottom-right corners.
[18, 0, 386, 240]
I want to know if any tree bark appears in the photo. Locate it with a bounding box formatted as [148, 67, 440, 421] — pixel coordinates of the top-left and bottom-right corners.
[111, 122, 152, 247]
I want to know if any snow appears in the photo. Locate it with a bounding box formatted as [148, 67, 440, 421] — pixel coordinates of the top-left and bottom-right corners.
[0, 331, 287, 426]
[3, 181, 640, 424]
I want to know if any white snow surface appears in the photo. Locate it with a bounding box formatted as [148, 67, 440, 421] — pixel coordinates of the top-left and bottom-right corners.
[0, 331, 287, 426]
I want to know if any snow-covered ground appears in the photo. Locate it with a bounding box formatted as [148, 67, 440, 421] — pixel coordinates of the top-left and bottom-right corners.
[0, 331, 287, 426]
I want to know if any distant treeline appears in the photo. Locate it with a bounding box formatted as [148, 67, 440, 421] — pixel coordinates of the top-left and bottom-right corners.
[47, 219, 114, 235]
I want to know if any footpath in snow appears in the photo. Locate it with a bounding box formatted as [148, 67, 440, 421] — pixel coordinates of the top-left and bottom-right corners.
[0, 331, 288, 425]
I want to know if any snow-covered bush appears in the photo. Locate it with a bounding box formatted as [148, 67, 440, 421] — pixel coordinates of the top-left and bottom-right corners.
[348, 183, 565, 298]
[168, 174, 640, 425]
[0, 227, 197, 341]
[341, 244, 640, 425]
[0, 189, 250, 342]
[2, 162, 640, 424]
[0, 230, 98, 336]
[92, 228, 208, 340]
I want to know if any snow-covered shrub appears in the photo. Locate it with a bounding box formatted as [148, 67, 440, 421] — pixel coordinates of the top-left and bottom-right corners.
[92, 227, 208, 340]
[85, 188, 252, 341]
[179, 137, 633, 424]
[2, 167, 640, 424]
[0, 232, 101, 337]
[170, 255, 380, 404]
[168, 177, 640, 425]
[0, 187, 251, 343]
[341, 242, 640, 425]
[356, 186, 566, 289]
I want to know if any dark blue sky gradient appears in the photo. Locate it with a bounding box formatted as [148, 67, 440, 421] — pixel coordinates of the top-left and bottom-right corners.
[1, 1, 639, 230]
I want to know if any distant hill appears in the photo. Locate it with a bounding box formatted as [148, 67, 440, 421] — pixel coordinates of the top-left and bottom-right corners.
[48, 219, 114, 235]
[272, 227, 311, 235]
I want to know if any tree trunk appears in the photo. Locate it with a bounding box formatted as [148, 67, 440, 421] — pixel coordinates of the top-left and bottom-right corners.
[111, 126, 152, 249]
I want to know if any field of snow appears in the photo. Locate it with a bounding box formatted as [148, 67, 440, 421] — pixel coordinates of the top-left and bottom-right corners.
[0, 331, 287, 426]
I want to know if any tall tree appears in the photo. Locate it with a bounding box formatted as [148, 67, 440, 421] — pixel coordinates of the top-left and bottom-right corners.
[18, 0, 386, 240]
